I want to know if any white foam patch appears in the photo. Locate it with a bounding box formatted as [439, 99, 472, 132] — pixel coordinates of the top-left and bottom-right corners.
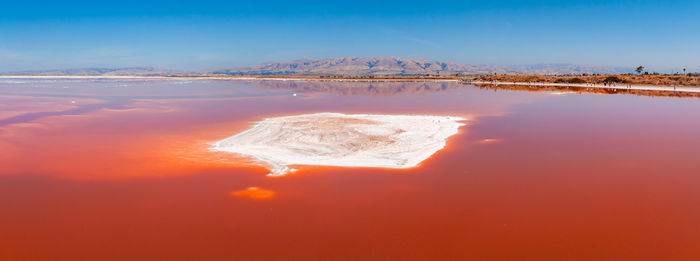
[212, 112, 466, 176]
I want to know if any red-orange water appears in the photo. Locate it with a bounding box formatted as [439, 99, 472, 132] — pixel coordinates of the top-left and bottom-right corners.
[1, 79, 700, 260]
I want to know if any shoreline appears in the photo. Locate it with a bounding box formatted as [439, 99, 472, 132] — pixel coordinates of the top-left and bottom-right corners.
[2, 75, 699, 93]
[465, 80, 700, 93]
[0, 75, 460, 83]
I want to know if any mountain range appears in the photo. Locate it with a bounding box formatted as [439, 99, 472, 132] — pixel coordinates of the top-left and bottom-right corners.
[2, 67, 186, 76]
[2, 57, 629, 76]
[210, 57, 627, 75]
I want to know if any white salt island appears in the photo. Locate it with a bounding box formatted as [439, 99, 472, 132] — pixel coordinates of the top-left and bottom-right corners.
[212, 113, 466, 176]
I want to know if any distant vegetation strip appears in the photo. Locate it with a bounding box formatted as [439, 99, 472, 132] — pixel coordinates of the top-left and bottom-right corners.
[475, 84, 700, 99]
[474, 74, 700, 87]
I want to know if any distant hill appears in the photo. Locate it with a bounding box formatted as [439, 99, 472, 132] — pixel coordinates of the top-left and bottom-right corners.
[1, 57, 629, 76]
[2, 67, 186, 76]
[208, 57, 627, 76]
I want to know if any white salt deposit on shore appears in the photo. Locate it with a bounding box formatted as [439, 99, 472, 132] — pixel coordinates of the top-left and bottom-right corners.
[212, 112, 466, 176]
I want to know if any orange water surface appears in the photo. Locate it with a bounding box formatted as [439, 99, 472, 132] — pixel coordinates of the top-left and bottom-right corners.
[1, 78, 700, 260]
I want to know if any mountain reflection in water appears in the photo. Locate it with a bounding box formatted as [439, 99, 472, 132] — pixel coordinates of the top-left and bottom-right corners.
[248, 80, 466, 96]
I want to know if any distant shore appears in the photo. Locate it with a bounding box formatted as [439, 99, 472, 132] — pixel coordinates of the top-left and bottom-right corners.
[474, 74, 700, 87]
[2, 74, 698, 93]
[0, 74, 461, 82]
[466, 80, 700, 93]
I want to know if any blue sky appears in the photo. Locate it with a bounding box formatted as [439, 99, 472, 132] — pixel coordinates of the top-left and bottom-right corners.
[1, 0, 698, 72]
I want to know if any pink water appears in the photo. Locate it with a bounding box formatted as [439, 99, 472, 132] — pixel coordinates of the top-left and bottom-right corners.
[1, 78, 700, 260]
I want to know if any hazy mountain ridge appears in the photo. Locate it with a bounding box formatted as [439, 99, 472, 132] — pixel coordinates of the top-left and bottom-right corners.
[2, 57, 628, 76]
[2, 67, 186, 76]
[210, 57, 627, 75]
